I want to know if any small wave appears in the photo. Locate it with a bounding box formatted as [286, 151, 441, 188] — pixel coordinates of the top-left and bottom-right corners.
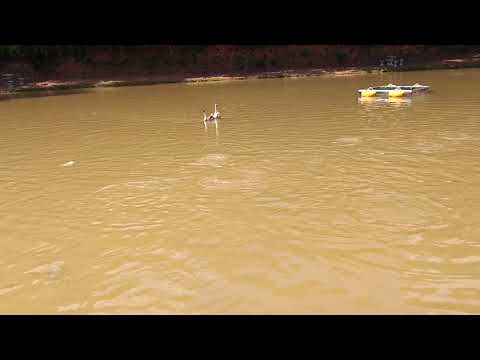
[0, 284, 24, 296]
[191, 153, 228, 168]
[24, 261, 64, 275]
[451, 256, 480, 264]
[333, 137, 362, 146]
[58, 302, 88, 313]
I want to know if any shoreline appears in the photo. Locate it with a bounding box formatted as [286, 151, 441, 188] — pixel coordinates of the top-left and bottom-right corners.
[2, 57, 480, 100]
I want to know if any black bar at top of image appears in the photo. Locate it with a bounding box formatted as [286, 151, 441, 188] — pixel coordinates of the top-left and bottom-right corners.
[1, 5, 478, 44]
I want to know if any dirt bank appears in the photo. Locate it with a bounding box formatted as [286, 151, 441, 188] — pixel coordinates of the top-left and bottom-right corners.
[1, 46, 480, 100]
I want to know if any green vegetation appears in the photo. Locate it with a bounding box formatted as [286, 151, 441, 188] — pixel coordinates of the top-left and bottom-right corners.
[232, 53, 247, 71]
[336, 52, 347, 65]
[301, 48, 311, 58]
[0, 45, 478, 79]
[255, 58, 266, 69]
[0, 45, 210, 70]
[0, 45, 90, 69]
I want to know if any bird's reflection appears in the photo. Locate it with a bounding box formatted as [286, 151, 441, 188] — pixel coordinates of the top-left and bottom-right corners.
[204, 119, 219, 138]
[358, 96, 412, 108]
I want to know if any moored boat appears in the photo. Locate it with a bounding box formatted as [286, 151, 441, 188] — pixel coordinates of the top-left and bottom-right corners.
[358, 83, 430, 97]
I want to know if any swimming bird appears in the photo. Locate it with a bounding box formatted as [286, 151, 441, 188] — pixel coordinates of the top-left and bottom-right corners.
[203, 110, 215, 122]
[213, 104, 221, 119]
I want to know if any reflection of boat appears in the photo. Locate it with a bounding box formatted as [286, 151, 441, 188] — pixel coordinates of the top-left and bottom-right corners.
[358, 83, 430, 97]
[358, 96, 412, 107]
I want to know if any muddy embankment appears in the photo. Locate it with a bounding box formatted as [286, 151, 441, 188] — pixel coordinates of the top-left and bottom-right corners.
[1, 45, 479, 98]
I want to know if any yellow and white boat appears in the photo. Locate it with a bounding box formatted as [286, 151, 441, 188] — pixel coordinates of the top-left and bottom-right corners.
[358, 96, 412, 107]
[358, 83, 430, 97]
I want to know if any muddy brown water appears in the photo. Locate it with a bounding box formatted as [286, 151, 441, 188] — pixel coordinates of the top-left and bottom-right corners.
[1, 69, 480, 314]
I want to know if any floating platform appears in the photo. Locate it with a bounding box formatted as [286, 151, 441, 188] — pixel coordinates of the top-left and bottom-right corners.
[358, 97, 412, 107]
[358, 83, 430, 97]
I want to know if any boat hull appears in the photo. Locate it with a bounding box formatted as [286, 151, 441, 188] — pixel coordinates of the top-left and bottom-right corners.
[357, 84, 430, 97]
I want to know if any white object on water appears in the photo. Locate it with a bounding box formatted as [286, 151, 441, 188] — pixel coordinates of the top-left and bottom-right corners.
[203, 110, 215, 121]
[357, 83, 430, 97]
[213, 103, 221, 119]
[62, 161, 75, 167]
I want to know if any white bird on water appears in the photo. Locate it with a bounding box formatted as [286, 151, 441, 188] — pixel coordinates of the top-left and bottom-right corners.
[203, 110, 215, 122]
[213, 104, 221, 119]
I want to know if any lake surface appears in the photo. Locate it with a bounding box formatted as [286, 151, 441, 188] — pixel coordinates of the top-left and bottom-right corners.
[1, 69, 480, 314]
